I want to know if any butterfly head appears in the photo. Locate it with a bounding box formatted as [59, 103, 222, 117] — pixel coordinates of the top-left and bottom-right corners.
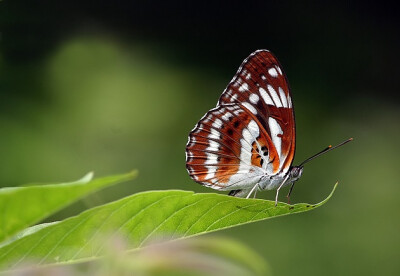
[288, 165, 303, 184]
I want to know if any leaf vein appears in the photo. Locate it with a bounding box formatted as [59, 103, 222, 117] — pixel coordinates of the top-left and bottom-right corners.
[182, 199, 235, 236]
[205, 201, 265, 231]
[139, 196, 211, 246]
[95, 194, 181, 255]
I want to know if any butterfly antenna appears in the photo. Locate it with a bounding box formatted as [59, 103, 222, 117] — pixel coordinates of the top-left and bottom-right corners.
[298, 138, 353, 167]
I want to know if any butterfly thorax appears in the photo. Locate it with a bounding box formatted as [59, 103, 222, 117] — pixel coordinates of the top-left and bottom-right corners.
[254, 165, 302, 190]
[257, 172, 288, 191]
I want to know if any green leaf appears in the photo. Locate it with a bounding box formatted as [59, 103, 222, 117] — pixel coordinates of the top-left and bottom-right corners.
[0, 171, 137, 243]
[0, 183, 337, 270]
[0, 222, 60, 249]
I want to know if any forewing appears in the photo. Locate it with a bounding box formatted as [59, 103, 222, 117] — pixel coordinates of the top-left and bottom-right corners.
[218, 50, 296, 173]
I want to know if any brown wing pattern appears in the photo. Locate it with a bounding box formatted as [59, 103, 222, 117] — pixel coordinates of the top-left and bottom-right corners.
[186, 50, 296, 191]
[186, 104, 280, 190]
[218, 50, 295, 173]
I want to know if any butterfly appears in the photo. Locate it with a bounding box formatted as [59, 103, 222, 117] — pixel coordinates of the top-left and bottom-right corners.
[185, 50, 352, 205]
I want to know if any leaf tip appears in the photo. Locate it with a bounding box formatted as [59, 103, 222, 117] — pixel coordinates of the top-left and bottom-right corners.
[314, 182, 338, 207]
[79, 172, 94, 183]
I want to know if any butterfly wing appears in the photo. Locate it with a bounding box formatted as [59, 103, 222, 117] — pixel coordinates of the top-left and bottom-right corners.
[186, 104, 279, 190]
[218, 50, 296, 174]
[186, 50, 296, 191]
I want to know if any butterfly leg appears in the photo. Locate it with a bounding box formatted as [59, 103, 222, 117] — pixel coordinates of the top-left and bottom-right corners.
[246, 183, 259, 199]
[275, 174, 290, 206]
[286, 182, 296, 204]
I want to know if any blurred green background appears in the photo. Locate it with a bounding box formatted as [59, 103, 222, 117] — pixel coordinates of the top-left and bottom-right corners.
[1, 1, 399, 275]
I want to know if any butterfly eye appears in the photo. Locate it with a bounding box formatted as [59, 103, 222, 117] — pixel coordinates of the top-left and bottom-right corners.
[291, 167, 299, 177]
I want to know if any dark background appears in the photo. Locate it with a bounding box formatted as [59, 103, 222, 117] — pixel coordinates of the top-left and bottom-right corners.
[1, 1, 399, 275]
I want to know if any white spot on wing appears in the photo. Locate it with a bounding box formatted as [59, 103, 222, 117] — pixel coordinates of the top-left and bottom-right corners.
[239, 83, 249, 92]
[247, 120, 259, 136]
[275, 65, 282, 75]
[230, 94, 238, 102]
[205, 152, 219, 165]
[188, 136, 196, 147]
[209, 128, 220, 140]
[246, 73, 251, 80]
[278, 87, 288, 108]
[259, 87, 274, 105]
[242, 102, 257, 115]
[205, 166, 217, 181]
[268, 117, 283, 161]
[221, 112, 233, 121]
[268, 68, 278, 77]
[207, 140, 219, 151]
[267, 85, 282, 107]
[214, 109, 224, 115]
[240, 120, 259, 165]
[249, 93, 259, 104]
[233, 109, 243, 116]
[212, 118, 223, 129]
[261, 75, 267, 80]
